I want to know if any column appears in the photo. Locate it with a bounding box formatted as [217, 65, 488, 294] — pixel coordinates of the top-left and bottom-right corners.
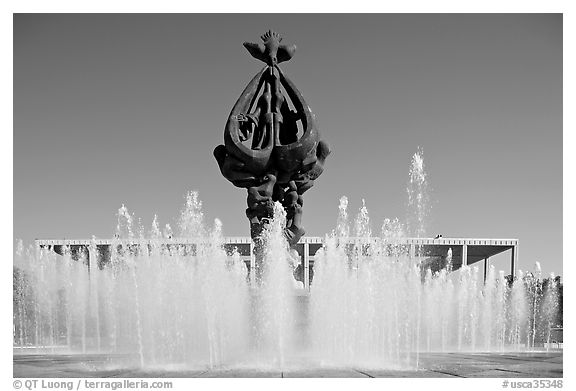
[249, 241, 256, 288]
[483, 257, 490, 283]
[511, 245, 517, 280]
[304, 241, 310, 290]
[87, 245, 94, 275]
[409, 243, 416, 260]
[462, 244, 468, 269]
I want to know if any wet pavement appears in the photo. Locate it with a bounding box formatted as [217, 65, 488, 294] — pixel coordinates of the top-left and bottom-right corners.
[13, 351, 562, 378]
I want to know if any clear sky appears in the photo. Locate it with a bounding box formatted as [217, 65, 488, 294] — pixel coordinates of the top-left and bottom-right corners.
[13, 13, 562, 275]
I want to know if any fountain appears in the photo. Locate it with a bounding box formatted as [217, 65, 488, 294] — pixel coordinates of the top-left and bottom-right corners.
[12, 31, 562, 377]
[13, 157, 563, 373]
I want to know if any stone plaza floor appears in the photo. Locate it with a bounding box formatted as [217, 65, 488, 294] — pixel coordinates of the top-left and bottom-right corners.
[13, 350, 563, 378]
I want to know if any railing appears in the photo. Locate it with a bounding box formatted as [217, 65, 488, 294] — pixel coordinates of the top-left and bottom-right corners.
[36, 237, 518, 246]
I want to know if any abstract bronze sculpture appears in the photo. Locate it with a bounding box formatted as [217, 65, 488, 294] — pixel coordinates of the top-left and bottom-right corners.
[214, 30, 330, 277]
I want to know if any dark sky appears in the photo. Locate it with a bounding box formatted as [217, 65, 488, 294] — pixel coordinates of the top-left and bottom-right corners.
[13, 14, 562, 275]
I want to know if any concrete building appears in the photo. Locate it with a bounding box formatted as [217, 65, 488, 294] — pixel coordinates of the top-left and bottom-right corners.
[36, 237, 518, 289]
